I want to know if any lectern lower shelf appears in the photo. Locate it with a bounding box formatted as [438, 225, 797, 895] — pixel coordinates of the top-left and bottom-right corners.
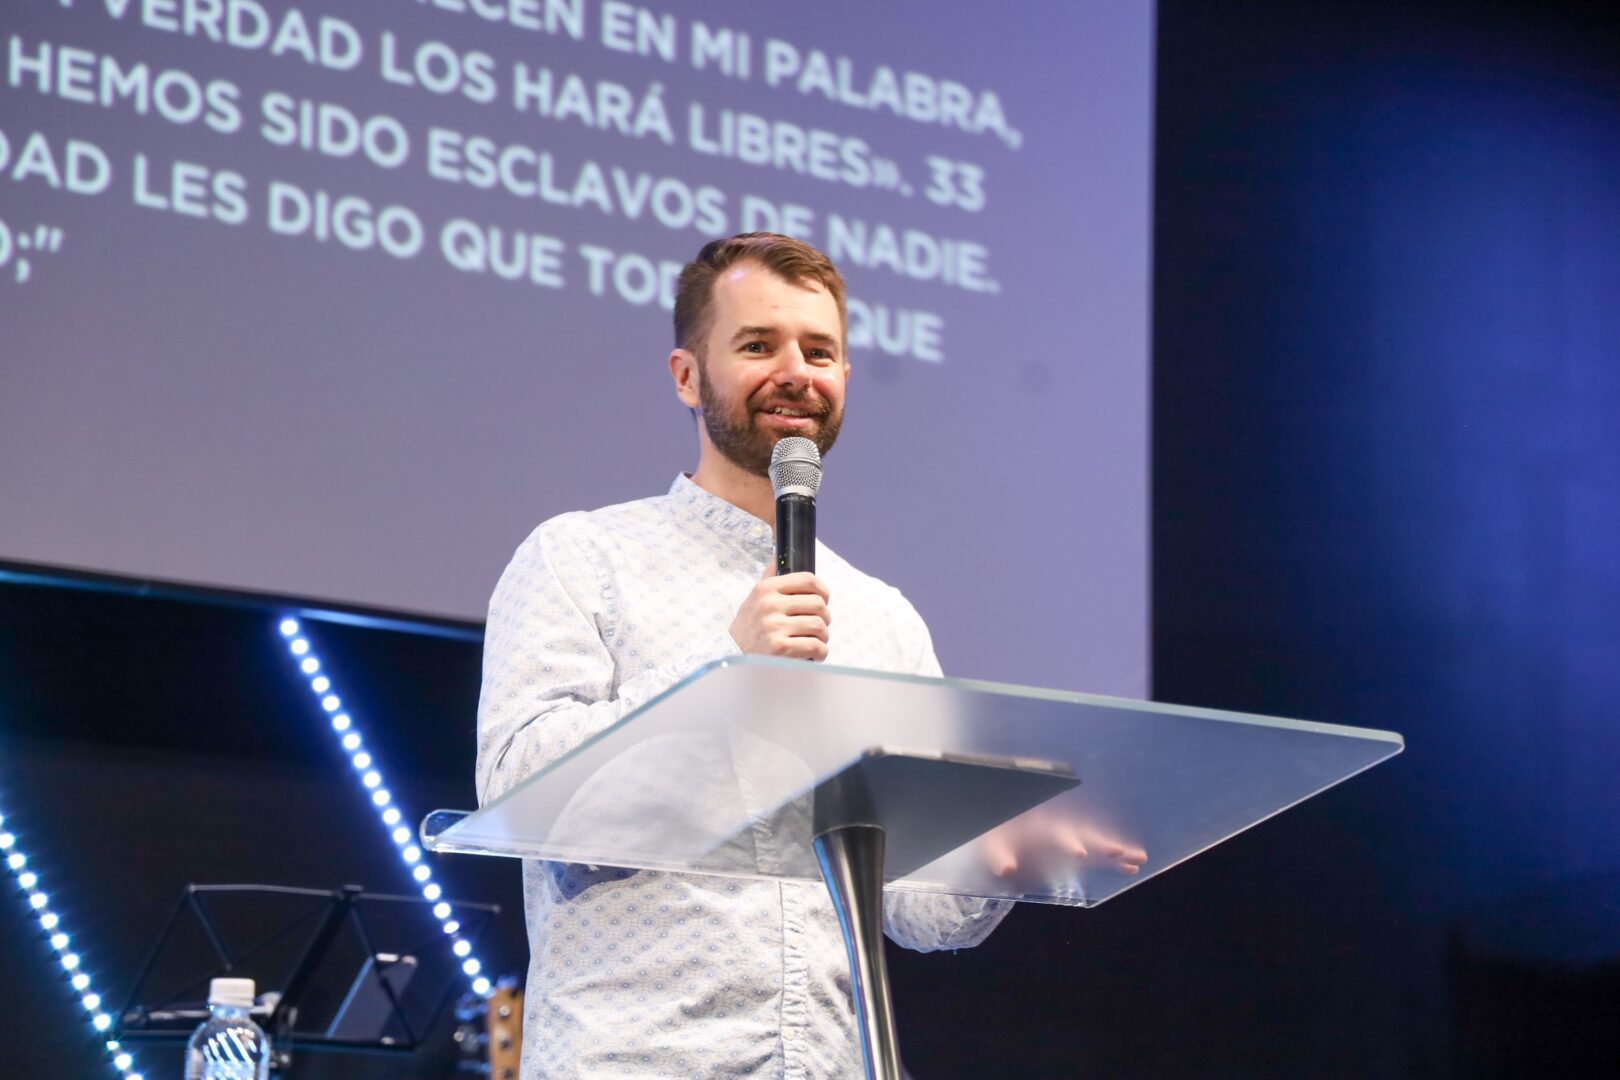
[422, 657, 1403, 908]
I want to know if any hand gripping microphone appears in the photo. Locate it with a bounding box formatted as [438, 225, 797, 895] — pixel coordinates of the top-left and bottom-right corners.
[769, 437, 822, 575]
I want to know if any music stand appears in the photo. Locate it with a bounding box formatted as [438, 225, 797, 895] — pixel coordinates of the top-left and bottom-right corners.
[117, 883, 499, 1064]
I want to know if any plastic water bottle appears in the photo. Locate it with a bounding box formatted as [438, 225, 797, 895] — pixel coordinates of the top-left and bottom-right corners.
[184, 978, 272, 1080]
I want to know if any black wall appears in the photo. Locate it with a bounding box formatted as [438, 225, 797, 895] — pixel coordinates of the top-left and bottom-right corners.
[0, 584, 526, 1078]
[1149, 0, 1620, 1075]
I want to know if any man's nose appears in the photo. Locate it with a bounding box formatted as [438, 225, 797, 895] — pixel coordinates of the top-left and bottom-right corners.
[771, 344, 810, 386]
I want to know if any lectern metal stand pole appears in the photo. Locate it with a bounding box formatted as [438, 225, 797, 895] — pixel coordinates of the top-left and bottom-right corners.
[814, 824, 901, 1080]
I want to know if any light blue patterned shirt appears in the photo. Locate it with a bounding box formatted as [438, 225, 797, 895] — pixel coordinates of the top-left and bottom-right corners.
[477, 475, 1009, 1078]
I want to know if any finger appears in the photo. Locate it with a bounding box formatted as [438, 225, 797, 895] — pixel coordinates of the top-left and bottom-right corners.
[1053, 825, 1088, 859]
[770, 635, 826, 660]
[983, 834, 1018, 878]
[784, 635, 829, 662]
[776, 594, 832, 622]
[772, 572, 830, 600]
[770, 613, 829, 641]
[773, 619, 830, 648]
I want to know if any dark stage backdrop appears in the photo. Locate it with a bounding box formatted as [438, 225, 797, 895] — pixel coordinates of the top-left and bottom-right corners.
[0, 584, 522, 1078]
[1148, 0, 1620, 1076]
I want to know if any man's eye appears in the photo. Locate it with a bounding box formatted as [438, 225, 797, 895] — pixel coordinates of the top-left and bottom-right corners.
[742, 341, 768, 353]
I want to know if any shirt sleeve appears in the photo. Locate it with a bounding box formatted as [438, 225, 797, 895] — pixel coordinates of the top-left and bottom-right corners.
[879, 589, 1015, 952]
[475, 517, 738, 807]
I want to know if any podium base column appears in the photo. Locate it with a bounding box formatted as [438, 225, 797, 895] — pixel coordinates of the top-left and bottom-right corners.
[814, 824, 901, 1080]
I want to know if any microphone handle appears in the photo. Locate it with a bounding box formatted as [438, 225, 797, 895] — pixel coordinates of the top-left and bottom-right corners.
[775, 494, 816, 575]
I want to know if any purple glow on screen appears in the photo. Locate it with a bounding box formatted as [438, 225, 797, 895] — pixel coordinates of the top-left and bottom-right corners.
[0, 1, 1153, 693]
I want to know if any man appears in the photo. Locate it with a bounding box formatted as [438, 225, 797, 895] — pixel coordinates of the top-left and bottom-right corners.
[476, 233, 1010, 1078]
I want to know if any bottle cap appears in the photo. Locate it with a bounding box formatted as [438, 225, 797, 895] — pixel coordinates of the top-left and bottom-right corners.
[207, 977, 256, 1009]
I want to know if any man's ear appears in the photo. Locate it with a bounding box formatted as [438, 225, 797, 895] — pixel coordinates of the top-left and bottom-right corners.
[670, 348, 701, 409]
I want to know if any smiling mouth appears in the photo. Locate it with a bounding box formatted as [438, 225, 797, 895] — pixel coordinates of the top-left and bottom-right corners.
[757, 407, 823, 431]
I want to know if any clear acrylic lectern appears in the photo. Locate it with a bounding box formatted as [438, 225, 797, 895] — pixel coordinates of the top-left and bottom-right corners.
[423, 657, 1403, 1079]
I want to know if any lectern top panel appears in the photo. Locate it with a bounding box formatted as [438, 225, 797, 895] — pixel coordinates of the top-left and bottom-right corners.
[424, 658, 1402, 907]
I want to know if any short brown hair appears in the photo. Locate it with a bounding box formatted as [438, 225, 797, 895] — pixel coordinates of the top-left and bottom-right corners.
[673, 232, 848, 355]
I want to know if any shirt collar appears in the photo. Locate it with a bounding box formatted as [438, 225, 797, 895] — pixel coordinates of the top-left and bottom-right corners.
[668, 474, 775, 548]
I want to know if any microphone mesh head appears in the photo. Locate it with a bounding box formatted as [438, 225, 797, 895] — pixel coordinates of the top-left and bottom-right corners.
[769, 437, 822, 498]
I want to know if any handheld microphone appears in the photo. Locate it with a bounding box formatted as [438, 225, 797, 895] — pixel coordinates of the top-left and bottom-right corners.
[769, 437, 822, 575]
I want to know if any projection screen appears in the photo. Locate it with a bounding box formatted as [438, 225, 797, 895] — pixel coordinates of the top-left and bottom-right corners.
[0, 0, 1153, 693]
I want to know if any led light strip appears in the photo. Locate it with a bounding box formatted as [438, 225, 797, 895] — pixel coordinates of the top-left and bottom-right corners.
[1, 808, 144, 1078]
[276, 617, 493, 996]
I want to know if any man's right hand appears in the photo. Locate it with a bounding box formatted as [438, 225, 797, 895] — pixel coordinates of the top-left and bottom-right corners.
[729, 566, 831, 661]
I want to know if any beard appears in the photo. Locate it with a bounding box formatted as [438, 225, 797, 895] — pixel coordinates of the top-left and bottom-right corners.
[697, 363, 844, 478]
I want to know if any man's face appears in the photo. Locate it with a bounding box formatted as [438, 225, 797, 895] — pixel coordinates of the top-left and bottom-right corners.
[685, 262, 848, 476]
